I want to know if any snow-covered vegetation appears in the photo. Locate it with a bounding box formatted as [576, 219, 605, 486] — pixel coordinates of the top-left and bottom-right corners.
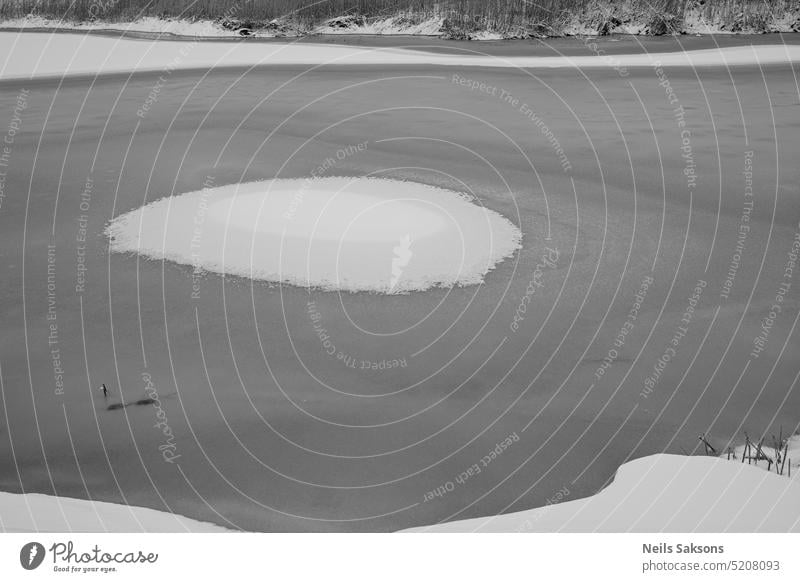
[1, 0, 798, 40]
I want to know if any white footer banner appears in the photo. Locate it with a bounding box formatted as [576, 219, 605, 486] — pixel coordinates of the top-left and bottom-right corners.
[1, 533, 798, 581]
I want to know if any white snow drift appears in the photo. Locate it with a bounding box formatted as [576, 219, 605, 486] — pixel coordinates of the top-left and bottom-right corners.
[1, 32, 799, 80]
[106, 177, 522, 293]
[404, 454, 800, 532]
[0, 492, 230, 532]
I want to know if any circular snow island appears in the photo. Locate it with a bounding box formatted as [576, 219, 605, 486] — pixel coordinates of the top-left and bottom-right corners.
[106, 177, 522, 293]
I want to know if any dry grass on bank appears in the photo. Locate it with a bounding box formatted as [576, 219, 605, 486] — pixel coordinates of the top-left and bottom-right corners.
[0, 0, 797, 37]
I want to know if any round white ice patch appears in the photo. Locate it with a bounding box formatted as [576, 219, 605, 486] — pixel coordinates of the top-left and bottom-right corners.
[105, 177, 522, 293]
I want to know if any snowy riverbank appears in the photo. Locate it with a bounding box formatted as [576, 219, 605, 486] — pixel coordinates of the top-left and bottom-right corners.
[0, 492, 231, 532]
[5, 451, 798, 532]
[404, 452, 800, 532]
[1, 3, 799, 41]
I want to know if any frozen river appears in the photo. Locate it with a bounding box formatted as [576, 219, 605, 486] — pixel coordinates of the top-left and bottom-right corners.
[1, 32, 799, 531]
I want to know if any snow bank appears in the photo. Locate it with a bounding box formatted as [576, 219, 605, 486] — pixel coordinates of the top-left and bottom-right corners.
[5, 7, 799, 39]
[1, 32, 799, 80]
[105, 177, 522, 294]
[0, 16, 246, 37]
[0, 492, 231, 532]
[403, 454, 800, 532]
[314, 14, 444, 36]
[3, 14, 447, 38]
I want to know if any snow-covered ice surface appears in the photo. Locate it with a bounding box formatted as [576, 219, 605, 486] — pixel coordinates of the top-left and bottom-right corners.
[0, 492, 231, 532]
[403, 454, 800, 532]
[1, 32, 799, 80]
[106, 177, 522, 294]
